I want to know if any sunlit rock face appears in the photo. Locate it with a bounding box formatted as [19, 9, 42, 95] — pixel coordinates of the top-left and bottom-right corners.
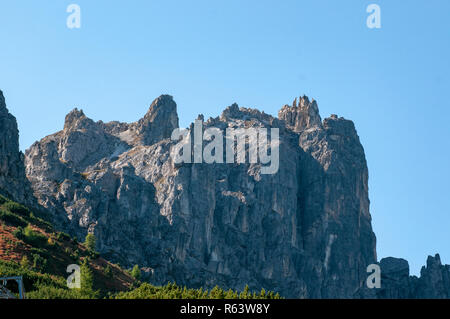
[0, 88, 438, 298]
[0, 86, 446, 299]
[23, 94, 380, 298]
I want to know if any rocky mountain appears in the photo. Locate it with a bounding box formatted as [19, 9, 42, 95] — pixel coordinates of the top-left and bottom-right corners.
[22, 94, 378, 298]
[378, 255, 450, 298]
[0, 90, 35, 206]
[1, 88, 449, 298]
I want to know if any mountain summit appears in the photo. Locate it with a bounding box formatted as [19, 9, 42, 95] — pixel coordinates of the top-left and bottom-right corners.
[0, 90, 449, 298]
[23, 93, 377, 298]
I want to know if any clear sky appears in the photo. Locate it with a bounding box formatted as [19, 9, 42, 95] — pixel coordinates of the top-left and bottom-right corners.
[0, 0, 449, 275]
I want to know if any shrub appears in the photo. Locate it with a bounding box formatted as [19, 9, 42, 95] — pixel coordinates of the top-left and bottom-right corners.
[22, 225, 48, 247]
[0, 209, 27, 227]
[113, 282, 282, 299]
[20, 256, 30, 269]
[84, 233, 96, 252]
[131, 265, 141, 281]
[72, 249, 80, 262]
[104, 265, 113, 279]
[47, 237, 55, 246]
[29, 247, 49, 258]
[0, 259, 64, 292]
[56, 232, 71, 242]
[32, 253, 48, 272]
[13, 226, 24, 239]
[3, 201, 30, 216]
[26, 286, 83, 299]
[89, 251, 100, 259]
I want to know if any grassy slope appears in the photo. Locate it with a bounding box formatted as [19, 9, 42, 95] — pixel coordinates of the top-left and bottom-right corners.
[0, 194, 135, 298]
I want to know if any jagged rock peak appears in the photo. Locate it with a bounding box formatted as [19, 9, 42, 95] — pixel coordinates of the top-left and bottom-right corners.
[378, 254, 450, 299]
[425, 254, 442, 270]
[220, 103, 240, 119]
[136, 95, 179, 145]
[24, 90, 377, 298]
[0, 90, 36, 206]
[0, 89, 5, 106]
[220, 103, 275, 125]
[64, 108, 88, 130]
[279, 95, 322, 132]
[143, 94, 177, 122]
[0, 90, 9, 116]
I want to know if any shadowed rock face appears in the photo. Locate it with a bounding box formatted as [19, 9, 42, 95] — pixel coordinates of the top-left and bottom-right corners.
[1, 89, 448, 298]
[378, 255, 450, 299]
[0, 90, 35, 206]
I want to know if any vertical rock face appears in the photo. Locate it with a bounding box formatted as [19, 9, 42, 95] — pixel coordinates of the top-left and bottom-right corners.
[0, 89, 443, 299]
[23, 94, 378, 298]
[0, 90, 35, 205]
[135, 95, 179, 145]
[278, 100, 377, 297]
[377, 257, 412, 298]
[416, 255, 450, 298]
[278, 96, 322, 132]
[378, 255, 450, 299]
[0, 88, 447, 298]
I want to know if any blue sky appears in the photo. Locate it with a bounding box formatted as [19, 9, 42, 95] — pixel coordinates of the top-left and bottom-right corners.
[0, 0, 449, 275]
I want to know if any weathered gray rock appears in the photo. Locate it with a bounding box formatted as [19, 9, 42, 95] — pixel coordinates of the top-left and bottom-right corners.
[377, 257, 413, 298]
[278, 96, 322, 132]
[0, 87, 445, 298]
[24, 94, 378, 298]
[0, 90, 35, 205]
[415, 254, 450, 298]
[377, 255, 450, 299]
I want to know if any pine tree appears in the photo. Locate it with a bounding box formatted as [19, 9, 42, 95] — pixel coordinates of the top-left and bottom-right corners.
[260, 288, 266, 298]
[209, 285, 225, 299]
[239, 285, 250, 299]
[84, 233, 96, 252]
[80, 258, 95, 297]
[131, 264, 141, 281]
[20, 255, 29, 269]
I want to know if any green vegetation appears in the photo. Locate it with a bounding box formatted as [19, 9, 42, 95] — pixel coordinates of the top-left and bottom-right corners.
[3, 201, 30, 216]
[104, 264, 113, 279]
[32, 253, 47, 272]
[131, 264, 141, 281]
[0, 196, 109, 299]
[0, 208, 27, 227]
[0, 257, 102, 299]
[84, 233, 96, 252]
[0, 195, 282, 299]
[0, 197, 52, 230]
[13, 224, 48, 247]
[56, 232, 71, 242]
[20, 255, 29, 269]
[80, 259, 99, 298]
[0, 194, 7, 205]
[114, 282, 281, 299]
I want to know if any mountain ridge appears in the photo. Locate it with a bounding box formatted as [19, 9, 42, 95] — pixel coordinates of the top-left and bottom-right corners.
[1, 89, 449, 298]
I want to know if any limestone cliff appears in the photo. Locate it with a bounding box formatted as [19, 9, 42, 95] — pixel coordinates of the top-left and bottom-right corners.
[1, 89, 448, 298]
[0, 90, 35, 206]
[24, 94, 377, 298]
